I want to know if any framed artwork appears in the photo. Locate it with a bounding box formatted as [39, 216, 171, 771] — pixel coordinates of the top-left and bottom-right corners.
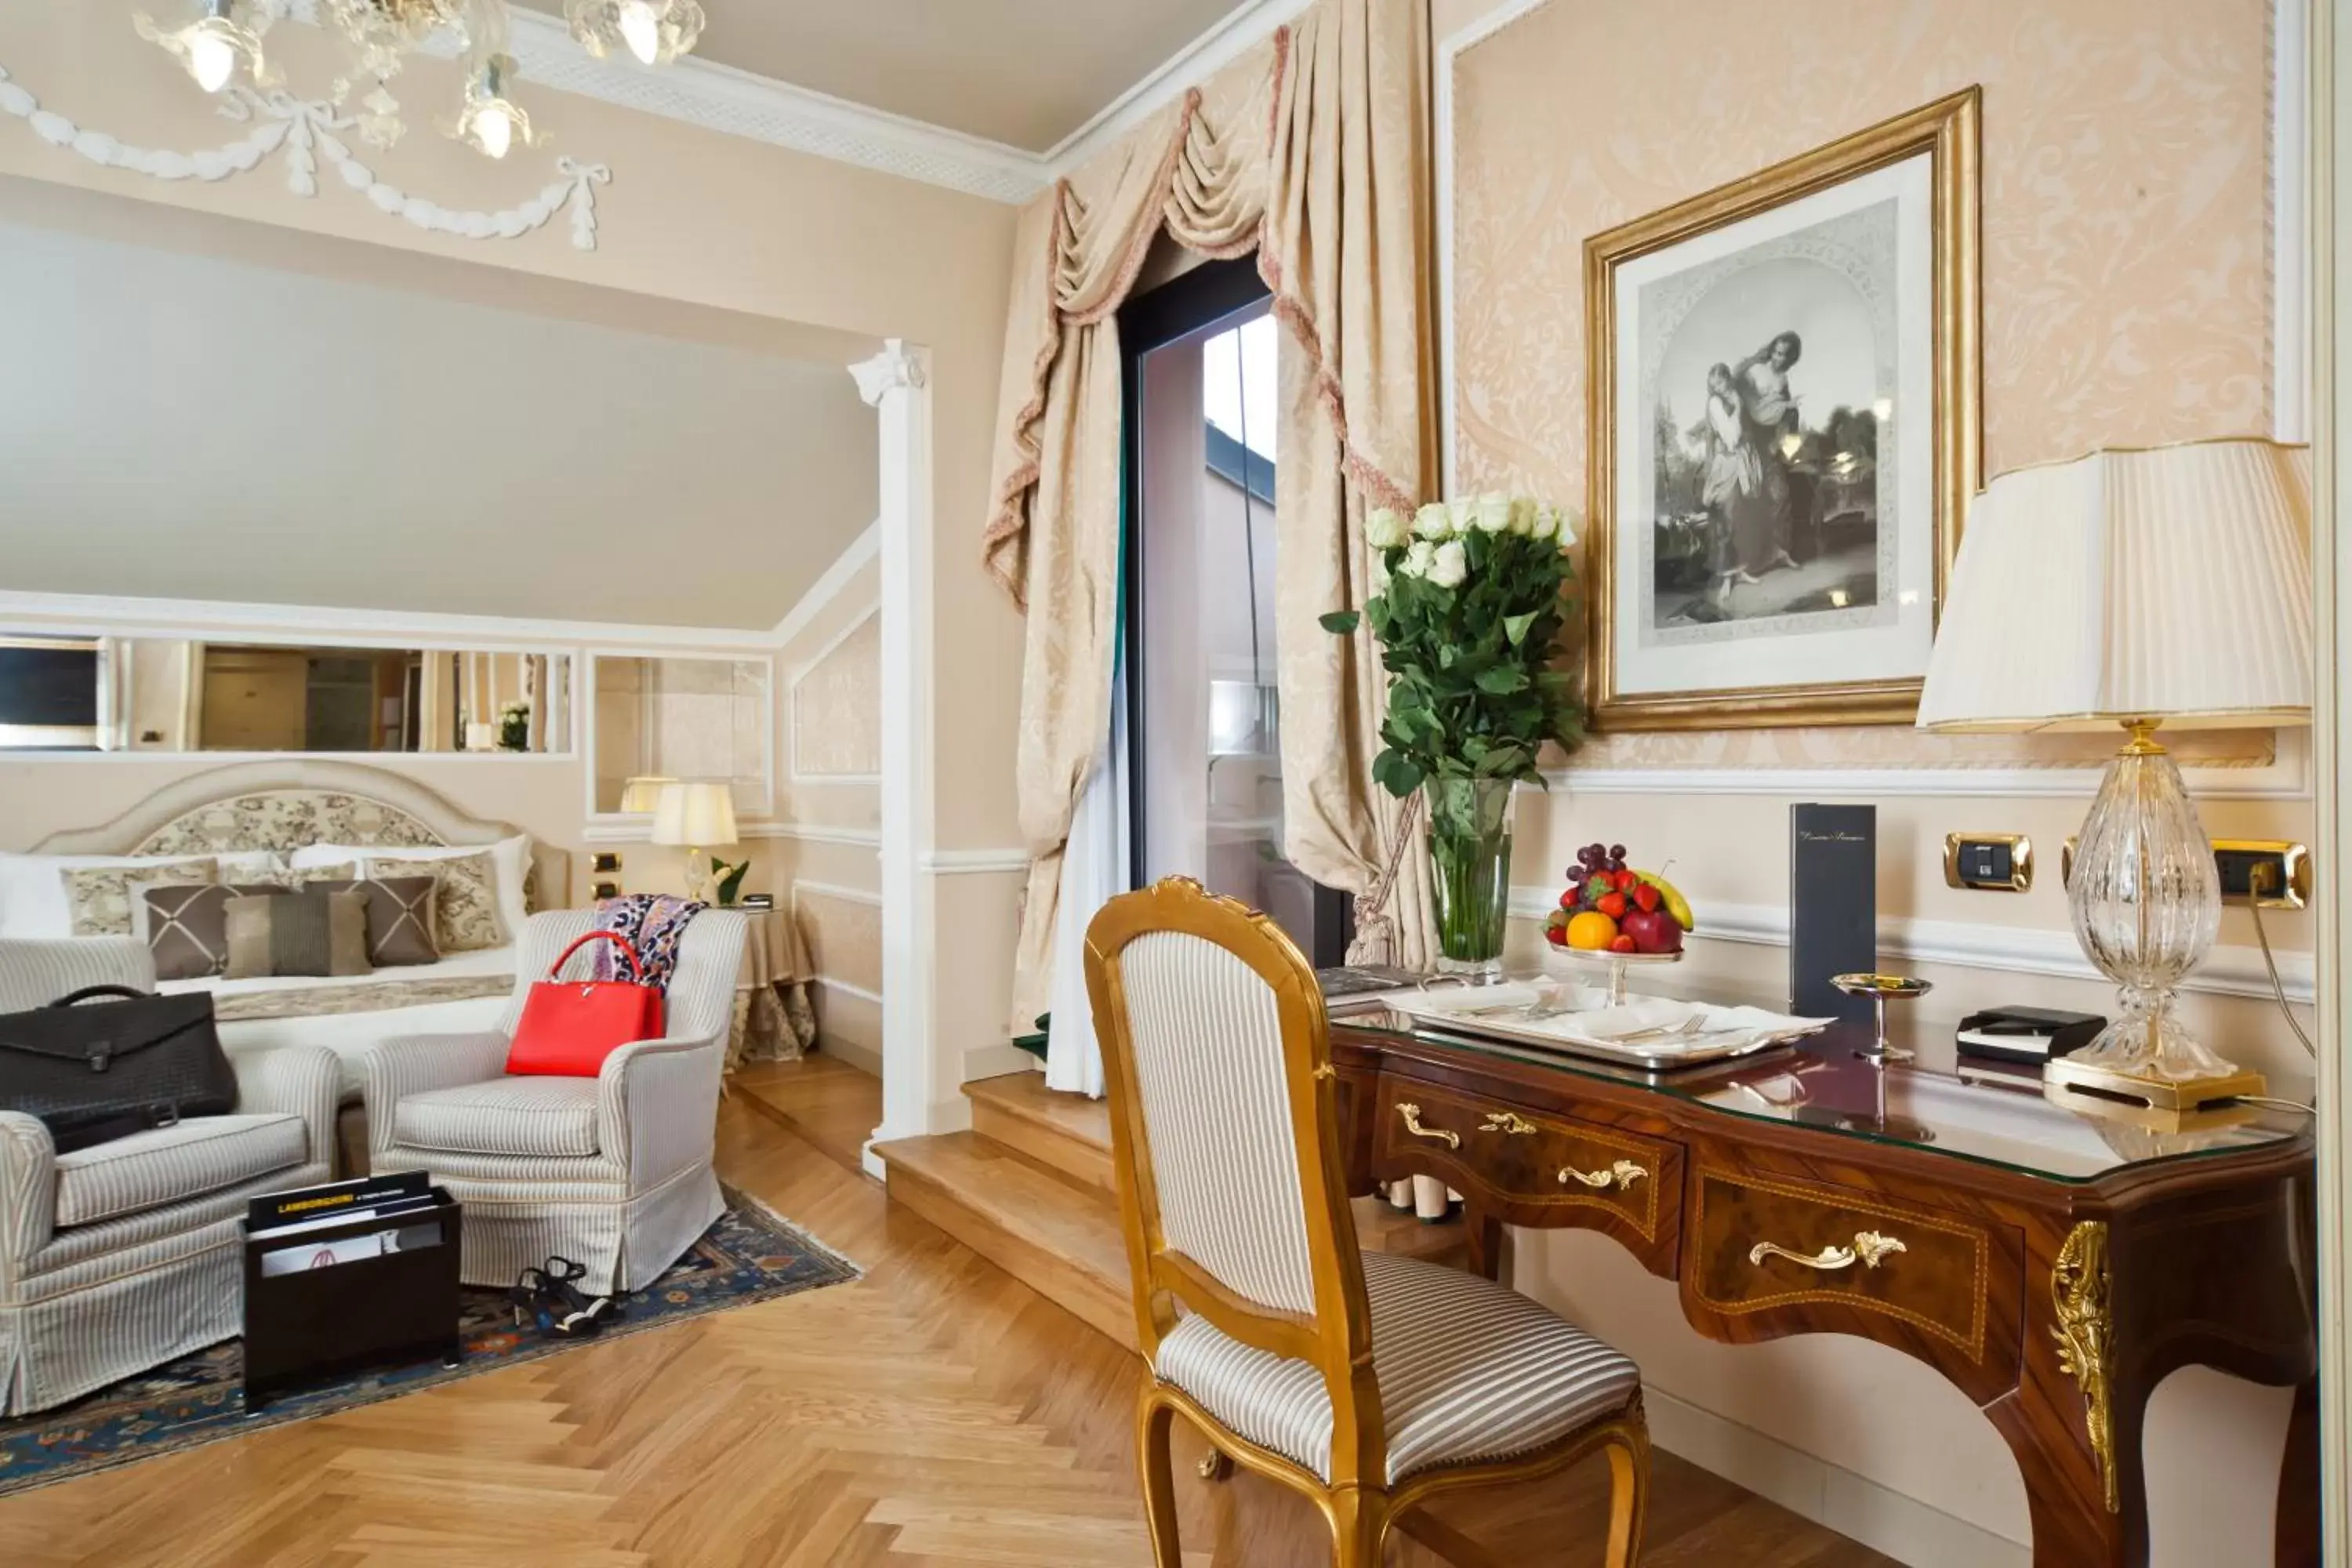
[1584, 89, 1981, 730]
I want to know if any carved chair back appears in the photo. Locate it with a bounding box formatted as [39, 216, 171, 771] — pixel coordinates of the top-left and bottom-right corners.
[1083, 877, 1388, 1486]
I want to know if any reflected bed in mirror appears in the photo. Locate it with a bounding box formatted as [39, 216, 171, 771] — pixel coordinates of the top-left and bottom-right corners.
[0, 634, 573, 755]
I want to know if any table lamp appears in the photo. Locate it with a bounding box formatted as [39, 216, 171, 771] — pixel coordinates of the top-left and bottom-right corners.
[618, 775, 675, 814]
[1916, 437, 2312, 1118]
[651, 779, 739, 902]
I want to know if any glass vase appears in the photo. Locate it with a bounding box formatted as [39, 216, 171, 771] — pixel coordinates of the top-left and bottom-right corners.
[1425, 776, 1515, 981]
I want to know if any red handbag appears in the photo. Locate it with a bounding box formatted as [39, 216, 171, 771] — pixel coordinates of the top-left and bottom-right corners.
[504, 931, 666, 1077]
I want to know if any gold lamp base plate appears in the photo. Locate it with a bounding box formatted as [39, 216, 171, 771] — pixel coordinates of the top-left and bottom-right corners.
[2042, 1057, 2267, 1126]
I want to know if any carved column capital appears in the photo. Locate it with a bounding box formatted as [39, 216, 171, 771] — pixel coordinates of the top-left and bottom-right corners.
[850, 339, 927, 407]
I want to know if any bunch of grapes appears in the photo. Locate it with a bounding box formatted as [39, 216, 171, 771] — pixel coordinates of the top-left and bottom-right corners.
[1564, 841, 1628, 894]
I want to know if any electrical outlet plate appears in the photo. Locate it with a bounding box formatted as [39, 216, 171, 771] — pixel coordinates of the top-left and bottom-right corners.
[2060, 837, 2310, 909]
[1944, 832, 2033, 892]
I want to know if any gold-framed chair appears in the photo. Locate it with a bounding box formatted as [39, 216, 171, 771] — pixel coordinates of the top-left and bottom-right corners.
[1083, 878, 1650, 1566]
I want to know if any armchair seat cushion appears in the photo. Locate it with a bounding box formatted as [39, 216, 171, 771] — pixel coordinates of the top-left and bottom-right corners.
[392, 1075, 601, 1159]
[53, 1113, 309, 1228]
[1154, 1250, 1641, 1485]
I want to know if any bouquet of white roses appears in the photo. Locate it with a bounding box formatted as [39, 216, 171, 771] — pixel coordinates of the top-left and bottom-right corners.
[1322, 493, 1584, 800]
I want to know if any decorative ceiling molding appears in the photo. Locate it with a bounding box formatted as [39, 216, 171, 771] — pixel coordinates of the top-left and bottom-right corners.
[1033, 0, 1312, 169]
[289, 0, 1309, 205]
[0, 63, 610, 249]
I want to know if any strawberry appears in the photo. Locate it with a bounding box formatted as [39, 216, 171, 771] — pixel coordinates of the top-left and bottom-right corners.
[1596, 891, 1628, 919]
[1559, 887, 1579, 909]
[1632, 884, 1661, 913]
[1609, 935, 1637, 953]
[1544, 925, 1567, 946]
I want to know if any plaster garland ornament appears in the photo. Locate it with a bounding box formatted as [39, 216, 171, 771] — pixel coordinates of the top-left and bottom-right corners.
[0, 63, 611, 250]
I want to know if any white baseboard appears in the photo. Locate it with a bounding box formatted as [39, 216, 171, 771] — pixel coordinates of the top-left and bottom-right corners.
[815, 1036, 883, 1077]
[1642, 1385, 2028, 1568]
[964, 1042, 1044, 1083]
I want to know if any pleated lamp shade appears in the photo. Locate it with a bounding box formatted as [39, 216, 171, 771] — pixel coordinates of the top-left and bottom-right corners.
[618, 775, 675, 814]
[651, 781, 739, 848]
[1916, 438, 2314, 733]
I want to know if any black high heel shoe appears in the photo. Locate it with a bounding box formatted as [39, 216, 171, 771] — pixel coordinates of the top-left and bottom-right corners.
[538, 1255, 622, 1334]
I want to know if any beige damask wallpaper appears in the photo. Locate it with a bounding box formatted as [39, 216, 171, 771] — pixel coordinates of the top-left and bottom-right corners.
[1452, 0, 2278, 773]
[793, 612, 884, 778]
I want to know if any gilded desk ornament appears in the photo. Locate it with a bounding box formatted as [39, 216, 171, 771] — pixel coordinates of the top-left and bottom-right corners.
[2051, 1220, 2119, 1513]
[1481, 1110, 1541, 1136]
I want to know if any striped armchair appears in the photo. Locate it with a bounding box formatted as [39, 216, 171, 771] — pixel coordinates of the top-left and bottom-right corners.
[1083, 880, 1651, 1568]
[0, 939, 338, 1415]
[359, 909, 746, 1296]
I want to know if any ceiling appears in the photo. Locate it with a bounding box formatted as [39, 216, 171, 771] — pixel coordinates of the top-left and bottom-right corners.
[0, 180, 878, 633]
[514, 0, 1245, 152]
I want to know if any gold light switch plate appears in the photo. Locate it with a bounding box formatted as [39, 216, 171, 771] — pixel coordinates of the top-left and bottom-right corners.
[1944, 833, 2032, 892]
[2060, 837, 2311, 910]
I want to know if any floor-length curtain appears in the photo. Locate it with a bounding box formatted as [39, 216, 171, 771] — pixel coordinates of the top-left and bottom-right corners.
[1044, 687, 1129, 1098]
[1261, 0, 1438, 967]
[984, 0, 1437, 1034]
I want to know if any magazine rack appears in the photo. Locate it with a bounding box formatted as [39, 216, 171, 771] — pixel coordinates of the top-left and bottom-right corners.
[241, 1187, 464, 1412]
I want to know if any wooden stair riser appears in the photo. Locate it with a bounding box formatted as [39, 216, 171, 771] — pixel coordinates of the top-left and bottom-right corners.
[969, 1098, 1118, 1193]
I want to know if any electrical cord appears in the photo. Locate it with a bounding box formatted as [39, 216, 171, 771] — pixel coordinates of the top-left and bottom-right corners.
[2244, 863, 2315, 1059]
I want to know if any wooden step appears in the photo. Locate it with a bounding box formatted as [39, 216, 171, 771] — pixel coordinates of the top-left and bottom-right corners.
[873, 1131, 1138, 1352]
[963, 1069, 1115, 1192]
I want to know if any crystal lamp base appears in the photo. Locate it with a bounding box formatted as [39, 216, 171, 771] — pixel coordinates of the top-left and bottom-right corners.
[2047, 724, 2266, 1120]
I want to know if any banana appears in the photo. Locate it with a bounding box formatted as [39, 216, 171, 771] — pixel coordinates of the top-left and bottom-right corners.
[1634, 870, 1694, 931]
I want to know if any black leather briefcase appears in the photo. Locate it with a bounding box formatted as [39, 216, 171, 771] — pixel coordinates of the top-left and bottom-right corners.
[0, 985, 237, 1152]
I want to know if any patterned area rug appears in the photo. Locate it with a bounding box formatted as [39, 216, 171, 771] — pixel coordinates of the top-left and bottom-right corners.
[0, 1189, 858, 1498]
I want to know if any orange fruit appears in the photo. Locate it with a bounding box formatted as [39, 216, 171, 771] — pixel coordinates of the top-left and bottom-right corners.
[1565, 911, 1618, 951]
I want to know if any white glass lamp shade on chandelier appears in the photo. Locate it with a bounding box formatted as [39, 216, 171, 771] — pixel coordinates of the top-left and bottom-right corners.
[133, 0, 702, 156]
[1917, 437, 2314, 1120]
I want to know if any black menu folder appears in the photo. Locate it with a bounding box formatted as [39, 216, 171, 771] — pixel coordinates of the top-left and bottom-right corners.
[1790, 804, 1877, 1029]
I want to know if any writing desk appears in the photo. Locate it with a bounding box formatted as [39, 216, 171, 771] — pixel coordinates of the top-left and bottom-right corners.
[1327, 1006, 2318, 1567]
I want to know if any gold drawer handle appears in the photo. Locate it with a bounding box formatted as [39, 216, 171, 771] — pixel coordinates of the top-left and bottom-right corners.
[1748, 1231, 1907, 1272]
[1559, 1158, 1648, 1191]
[1481, 1111, 1540, 1136]
[1395, 1103, 1461, 1149]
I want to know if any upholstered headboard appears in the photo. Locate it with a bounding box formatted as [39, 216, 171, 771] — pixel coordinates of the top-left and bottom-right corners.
[33, 760, 571, 913]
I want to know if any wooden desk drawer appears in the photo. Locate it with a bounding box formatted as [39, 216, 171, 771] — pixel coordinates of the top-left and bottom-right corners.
[1372, 1077, 1681, 1264]
[1686, 1167, 2004, 1368]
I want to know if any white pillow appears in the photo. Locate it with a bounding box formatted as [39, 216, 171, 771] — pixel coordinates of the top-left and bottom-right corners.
[292, 835, 532, 945]
[0, 852, 220, 940]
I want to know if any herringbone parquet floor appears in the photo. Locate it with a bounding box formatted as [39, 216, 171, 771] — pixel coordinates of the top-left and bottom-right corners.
[0, 1061, 1894, 1567]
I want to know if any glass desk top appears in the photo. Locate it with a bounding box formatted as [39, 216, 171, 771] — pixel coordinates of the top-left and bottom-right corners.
[1331, 998, 2310, 1185]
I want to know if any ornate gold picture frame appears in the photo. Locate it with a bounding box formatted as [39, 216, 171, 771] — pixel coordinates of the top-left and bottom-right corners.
[1583, 89, 1981, 731]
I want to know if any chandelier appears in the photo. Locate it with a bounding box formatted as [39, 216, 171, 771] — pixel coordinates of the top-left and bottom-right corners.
[133, 0, 705, 158]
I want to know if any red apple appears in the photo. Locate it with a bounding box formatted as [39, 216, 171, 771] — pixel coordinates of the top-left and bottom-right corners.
[1620, 907, 1685, 955]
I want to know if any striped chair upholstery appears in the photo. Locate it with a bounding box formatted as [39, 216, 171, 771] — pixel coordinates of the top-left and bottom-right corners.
[359, 909, 746, 1296]
[1156, 1250, 1642, 1483]
[1119, 931, 1318, 1315]
[0, 938, 338, 1415]
[1085, 880, 1650, 1568]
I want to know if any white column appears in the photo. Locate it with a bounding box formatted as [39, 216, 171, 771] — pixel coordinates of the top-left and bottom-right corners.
[2314, 0, 2347, 1545]
[850, 339, 938, 1177]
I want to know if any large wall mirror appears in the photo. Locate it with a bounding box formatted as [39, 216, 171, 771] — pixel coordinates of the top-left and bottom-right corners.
[590, 654, 773, 818]
[0, 174, 879, 737]
[0, 633, 573, 754]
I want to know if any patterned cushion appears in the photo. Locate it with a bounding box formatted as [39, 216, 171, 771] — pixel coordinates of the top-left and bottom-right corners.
[306, 877, 441, 967]
[52, 1113, 310, 1227]
[60, 858, 216, 938]
[1154, 1251, 1641, 1484]
[393, 1076, 601, 1158]
[223, 889, 373, 979]
[140, 883, 291, 980]
[369, 851, 502, 953]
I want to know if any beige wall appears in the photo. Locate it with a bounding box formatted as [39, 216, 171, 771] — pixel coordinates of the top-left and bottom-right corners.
[0, 11, 1025, 1054]
[771, 557, 885, 1063]
[1443, 1, 2306, 1561]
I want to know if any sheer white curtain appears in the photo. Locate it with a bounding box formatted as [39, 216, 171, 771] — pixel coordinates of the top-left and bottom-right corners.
[1044, 688, 1130, 1098]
